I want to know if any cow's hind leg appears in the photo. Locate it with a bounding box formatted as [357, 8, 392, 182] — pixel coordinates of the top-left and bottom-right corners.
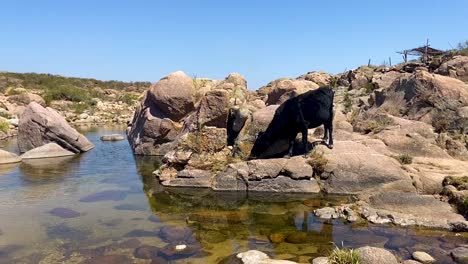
[302, 128, 309, 157]
[327, 121, 334, 149]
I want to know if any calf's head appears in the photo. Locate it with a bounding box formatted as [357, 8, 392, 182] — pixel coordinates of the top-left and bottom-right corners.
[249, 132, 269, 159]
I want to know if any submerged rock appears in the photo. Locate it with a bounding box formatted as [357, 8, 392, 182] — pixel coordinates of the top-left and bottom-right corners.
[48, 207, 81, 218]
[451, 247, 468, 263]
[80, 255, 132, 264]
[134, 245, 160, 259]
[412, 251, 436, 263]
[0, 149, 21, 164]
[79, 190, 128, 203]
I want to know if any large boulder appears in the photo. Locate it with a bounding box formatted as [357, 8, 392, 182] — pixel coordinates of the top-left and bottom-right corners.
[297, 71, 332, 86]
[258, 78, 319, 105]
[148, 71, 195, 121]
[0, 149, 21, 164]
[195, 89, 230, 128]
[436, 55, 468, 82]
[127, 92, 181, 155]
[7, 93, 45, 107]
[18, 102, 94, 153]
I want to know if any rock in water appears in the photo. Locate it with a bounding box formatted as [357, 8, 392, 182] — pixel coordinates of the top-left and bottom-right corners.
[357, 246, 399, 264]
[100, 134, 125, 141]
[412, 251, 436, 263]
[48, 207, 81, 218]
[21, 143, 75, 159]
[18, 102, 94, 153]
[0, 149, 21, 164]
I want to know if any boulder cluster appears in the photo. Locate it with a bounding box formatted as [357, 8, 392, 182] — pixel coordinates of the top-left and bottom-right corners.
[126, 55, 468, 230]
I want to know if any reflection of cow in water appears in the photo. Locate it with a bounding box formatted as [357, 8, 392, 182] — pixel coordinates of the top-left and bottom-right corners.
[250, 86, 334, 159]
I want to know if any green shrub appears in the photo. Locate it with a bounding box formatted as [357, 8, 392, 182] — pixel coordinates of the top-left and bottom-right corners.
[43, 86, 92, 105]
[0, 120, 9, 133]
[361, 114, 394, 134]
[328, 247, 360, 264]
[6, 88, 25, 96]
[119, 93, 139, 105]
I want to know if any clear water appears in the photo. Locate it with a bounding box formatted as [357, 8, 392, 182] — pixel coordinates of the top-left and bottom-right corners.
[0, 126, 466, 264]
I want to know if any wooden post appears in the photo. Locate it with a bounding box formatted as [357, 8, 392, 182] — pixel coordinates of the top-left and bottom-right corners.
[424, 38, 429, 63]
[368, 59, 371, 66]
[389, 57, 392, 66]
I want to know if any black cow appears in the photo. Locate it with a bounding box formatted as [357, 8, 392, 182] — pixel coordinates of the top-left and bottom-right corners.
[249, 86, 334, 159]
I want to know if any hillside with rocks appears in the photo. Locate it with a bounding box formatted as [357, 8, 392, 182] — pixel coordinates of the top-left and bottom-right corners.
[0, 71, 150, 140]
[127, 55, 468, 231]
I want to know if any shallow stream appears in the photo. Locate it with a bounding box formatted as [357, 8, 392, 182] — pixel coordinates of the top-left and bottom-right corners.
[0, 126, 466, 263]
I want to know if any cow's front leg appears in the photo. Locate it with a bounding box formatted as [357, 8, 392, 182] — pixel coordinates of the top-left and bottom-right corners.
[322, 124, 329, 144]
[285, 139, 295, 159]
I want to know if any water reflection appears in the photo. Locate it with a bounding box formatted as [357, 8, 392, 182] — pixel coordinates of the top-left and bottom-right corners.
[19, 156, 80, 182]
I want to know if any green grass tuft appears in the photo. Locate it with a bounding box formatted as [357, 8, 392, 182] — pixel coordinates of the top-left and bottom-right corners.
[329, 247, 360, 264]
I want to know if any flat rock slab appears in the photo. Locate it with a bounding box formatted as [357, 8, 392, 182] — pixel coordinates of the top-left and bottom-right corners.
[21, 143, 75, 159]
[362, 192, 467, 230]
[0, 149, 21, 164]
[100, 134, 125, 141]
[317, 141, 416, 195]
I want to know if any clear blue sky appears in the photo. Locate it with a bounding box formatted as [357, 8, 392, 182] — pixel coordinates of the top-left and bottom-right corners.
[1, 1, 467, 89]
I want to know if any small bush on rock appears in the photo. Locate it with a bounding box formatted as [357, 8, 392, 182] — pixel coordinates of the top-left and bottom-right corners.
[360, 114, 394, 134]
[328, 247, 360, 264]
[0, 120, 9, 133]
[307, 150, 328, 175]
[395, 153, 413, 165]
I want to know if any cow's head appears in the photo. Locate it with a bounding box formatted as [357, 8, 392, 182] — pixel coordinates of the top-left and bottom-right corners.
[249, 131, 269, 159]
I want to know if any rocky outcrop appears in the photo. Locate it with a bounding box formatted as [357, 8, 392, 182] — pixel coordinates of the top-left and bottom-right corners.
[18, 102, 94, 153]
[0, 149, 21, 164]
[21, 143, 75, 159]
[7, 93, 45, 107]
